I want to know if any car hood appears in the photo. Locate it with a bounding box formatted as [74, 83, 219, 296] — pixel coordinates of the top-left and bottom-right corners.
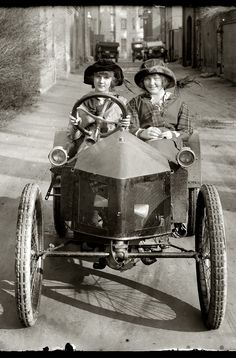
[75, 129, 170, 179]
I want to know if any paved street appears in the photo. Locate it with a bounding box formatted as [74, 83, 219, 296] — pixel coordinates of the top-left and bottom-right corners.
[0, 60, 236, 351]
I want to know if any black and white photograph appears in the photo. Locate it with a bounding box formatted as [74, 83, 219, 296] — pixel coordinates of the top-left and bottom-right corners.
[0, 3, 235, 352]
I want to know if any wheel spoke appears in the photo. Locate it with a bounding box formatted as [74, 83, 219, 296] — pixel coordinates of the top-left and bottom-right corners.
[30, 209, 41, 309]
[198, 208, 211, 307]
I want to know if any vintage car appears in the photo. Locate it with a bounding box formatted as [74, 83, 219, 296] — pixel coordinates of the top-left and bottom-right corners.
[131, 41, 144, 62]
[95, 41, 119, 62]
[143, 40, 168, 62]
[15, 92, 227, 330]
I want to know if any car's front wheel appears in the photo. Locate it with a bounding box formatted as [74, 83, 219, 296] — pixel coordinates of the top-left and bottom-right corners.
[195, 184, 227, 329]
[15, 183, 44, 327]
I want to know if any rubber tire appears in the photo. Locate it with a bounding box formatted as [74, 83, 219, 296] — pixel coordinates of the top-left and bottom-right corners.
[195, 184, 227, 330]
[15, 183, 44, 327]
[187, 187, 199, 236]
[53, 186, 67, 237]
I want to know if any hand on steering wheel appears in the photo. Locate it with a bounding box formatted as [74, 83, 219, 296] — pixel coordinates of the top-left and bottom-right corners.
[71, 93, 128, 140]
[69, 113, 82, 126]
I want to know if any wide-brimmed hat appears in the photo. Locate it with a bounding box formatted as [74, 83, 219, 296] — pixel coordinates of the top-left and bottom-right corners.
[134, 59, 176, 89]
[84, 59, 124, 86]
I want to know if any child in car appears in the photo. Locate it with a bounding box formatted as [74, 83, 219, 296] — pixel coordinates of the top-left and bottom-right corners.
[66, 59, 128, 157]
[126, 59, 196, 251]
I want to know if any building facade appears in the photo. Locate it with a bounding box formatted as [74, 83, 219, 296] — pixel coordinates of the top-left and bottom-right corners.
[222, 9, 236, 82]
[165, 6, 183, 62]
[87, 5, 144, 60]
[39, 6, 91, 93]
[182, 6, 236, 83]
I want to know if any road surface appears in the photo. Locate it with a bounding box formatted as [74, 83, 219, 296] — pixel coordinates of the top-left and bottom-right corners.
[0, 61, 236, 351]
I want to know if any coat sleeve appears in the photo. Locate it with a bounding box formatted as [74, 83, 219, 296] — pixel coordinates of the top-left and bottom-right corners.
[176, 102, 194, 135]
[126, 97, 142, 135]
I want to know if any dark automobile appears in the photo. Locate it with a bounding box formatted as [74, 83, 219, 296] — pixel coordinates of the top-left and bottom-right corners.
[95, 41, 119, 62]
[144, 40, 168, 62]
[131, 41, 144, 62]
[15, 92, 227, 330]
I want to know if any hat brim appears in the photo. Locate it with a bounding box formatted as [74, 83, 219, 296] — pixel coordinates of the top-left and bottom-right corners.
[134, 66, 176, 89]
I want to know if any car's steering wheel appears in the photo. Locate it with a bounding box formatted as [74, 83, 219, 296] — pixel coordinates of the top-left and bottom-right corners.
[71, 92, 128, 140]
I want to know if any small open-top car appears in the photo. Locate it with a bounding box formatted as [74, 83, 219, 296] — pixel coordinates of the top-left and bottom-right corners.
[15, 92, 227, 330]
[131, 41, 144, 62]
[95, 41, 119, 62]
[143, 40, 168, 62]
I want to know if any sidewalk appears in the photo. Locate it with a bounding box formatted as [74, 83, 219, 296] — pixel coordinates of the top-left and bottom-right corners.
[0, 71, 87, 199]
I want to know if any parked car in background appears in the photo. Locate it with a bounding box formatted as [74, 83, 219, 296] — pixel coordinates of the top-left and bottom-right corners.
[95, 41, 119, 62]
[131, 41, 144, 62]
[143, 40, 168, 62]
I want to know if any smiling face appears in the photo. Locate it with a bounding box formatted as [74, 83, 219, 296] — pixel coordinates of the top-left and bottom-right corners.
[143, 73, 164, 94]
[93, 71, 114, 92]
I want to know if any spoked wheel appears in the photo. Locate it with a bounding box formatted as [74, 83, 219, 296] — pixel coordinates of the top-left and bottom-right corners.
[53, 186, 67, 237]
[15, 183, 44, 327]
[187, 187, 199, 236]
[195, 184, 227, 329]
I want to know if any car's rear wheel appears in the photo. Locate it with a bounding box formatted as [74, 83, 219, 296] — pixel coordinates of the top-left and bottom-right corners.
[53, 186, 67, 237]
[187, 187, 199, 236]
[195, 184, 227, 329]
[15, 183, 44, 327]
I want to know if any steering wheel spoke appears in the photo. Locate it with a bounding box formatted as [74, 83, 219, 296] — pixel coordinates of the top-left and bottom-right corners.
[99, 97, 112, 117]
[71, 93, 127, 140]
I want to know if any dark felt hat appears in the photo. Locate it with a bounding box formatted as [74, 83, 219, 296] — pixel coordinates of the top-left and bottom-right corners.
[84, 59, 124, 86]
[134, 59, 176, 89]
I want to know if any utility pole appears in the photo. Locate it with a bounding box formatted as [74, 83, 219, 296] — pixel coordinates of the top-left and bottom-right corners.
[82, 6, 86, 62]
[113, 6, 116, 42]
[142, 7, 152, 41]
[98, 6, 100, 35]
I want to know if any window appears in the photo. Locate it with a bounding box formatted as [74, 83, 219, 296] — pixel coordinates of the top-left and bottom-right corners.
[121, 38, 127, 52]
[139, 17, 143, 29]
[132, 17, 135, 30]
[121, 18, 127, 30]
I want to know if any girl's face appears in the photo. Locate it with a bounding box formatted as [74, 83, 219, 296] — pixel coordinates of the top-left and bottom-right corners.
[93, 71, 114, 92]
[143, 73, 164, 94]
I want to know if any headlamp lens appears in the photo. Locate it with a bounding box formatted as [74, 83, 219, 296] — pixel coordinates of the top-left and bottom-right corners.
[48, 146, 67, 166]
[177, 147, 195, 168]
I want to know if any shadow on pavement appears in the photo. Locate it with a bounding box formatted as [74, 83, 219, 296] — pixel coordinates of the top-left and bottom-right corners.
[0, 197, 206, 333]
[41, 257, 205, 333]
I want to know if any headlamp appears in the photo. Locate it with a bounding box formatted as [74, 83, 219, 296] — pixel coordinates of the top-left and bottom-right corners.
[48, 146, 68, 166]
[176, 147, 196, 168]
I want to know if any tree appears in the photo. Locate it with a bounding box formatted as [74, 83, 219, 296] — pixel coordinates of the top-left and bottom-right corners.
[0, 7, 44, 110]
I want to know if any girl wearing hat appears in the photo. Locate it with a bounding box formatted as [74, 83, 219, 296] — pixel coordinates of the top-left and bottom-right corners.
[65, 60, 128, 256]
[127, 59, 194, 162]
[126, 59, 195, 240]
[67, 59, 127, 156]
